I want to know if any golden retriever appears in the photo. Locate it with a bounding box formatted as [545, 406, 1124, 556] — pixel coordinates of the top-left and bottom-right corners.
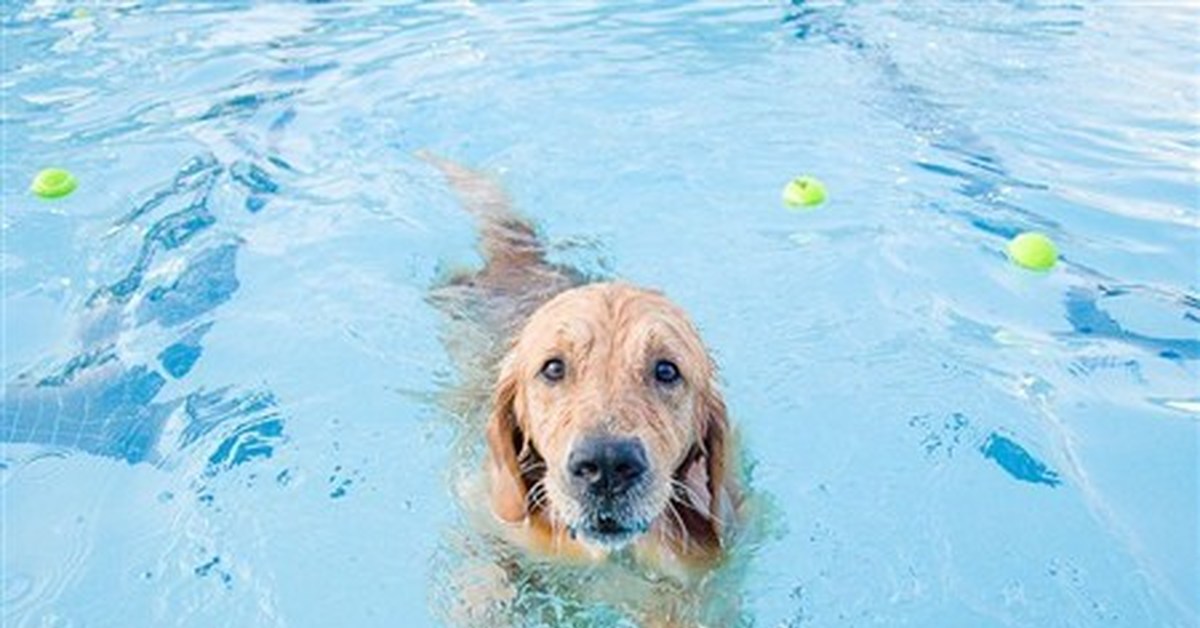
[423, 154, 743, 626]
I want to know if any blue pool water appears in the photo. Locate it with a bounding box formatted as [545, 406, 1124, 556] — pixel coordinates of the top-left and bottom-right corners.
[2, 1, 1197, 626]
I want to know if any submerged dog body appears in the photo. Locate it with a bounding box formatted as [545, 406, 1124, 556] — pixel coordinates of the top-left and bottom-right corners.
[425, 155, 742, 623]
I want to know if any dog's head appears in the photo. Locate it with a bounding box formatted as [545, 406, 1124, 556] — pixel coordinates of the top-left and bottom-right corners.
[486, 283, 728, 556]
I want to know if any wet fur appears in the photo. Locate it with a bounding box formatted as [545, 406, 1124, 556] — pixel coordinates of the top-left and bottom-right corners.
[424, 154, 742, 626]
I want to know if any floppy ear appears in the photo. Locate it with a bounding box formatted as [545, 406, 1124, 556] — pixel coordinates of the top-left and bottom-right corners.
[675, 385, 730, 555]
[486, 361, 528, 522]
[702, 387, 728, 528]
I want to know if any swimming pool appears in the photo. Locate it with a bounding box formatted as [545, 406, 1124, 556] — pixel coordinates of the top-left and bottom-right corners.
[2, 1, 1197, 626]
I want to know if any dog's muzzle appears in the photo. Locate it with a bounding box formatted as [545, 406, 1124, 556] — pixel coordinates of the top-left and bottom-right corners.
[566, 435, 653, 546]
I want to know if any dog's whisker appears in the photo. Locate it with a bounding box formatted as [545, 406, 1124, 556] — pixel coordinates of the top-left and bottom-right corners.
[665, 499, 691, 555]
[670, 479, 725, 527]
[669, 477, 710, 505]
[657, 512, 681, 549]
[524, 480, 549, 512]
[518, 457, 546, 473]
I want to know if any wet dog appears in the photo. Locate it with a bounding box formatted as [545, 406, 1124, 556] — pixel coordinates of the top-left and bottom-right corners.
[424, 154, 743, 626]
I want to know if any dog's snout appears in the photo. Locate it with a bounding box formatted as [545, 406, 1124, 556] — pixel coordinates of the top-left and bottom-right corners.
[567, 436, 648, 495]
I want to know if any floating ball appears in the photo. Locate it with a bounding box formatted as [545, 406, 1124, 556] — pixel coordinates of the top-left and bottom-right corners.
[1007, 232, 1058, 271]
[31, 168, 78, 199]
[782, 175, 826, 209]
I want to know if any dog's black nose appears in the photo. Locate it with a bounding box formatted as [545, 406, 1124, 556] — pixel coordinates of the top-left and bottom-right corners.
[568, 436, 648, 496]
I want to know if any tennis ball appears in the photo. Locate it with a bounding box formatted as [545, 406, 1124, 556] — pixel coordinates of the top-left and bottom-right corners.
[782, 175, 826, 209]
[1007, 232, 1058, 271]
[31, 168, 78, 199]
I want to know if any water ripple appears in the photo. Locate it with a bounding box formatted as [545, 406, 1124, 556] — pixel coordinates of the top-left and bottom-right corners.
[3, 152, 286, 466]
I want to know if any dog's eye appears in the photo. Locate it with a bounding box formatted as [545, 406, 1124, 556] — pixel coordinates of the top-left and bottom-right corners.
[653, 360, 681, 385]
[540, 358, 566, 382]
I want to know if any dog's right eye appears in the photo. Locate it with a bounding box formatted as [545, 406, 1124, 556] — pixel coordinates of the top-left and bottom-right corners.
[540, 358, 566, 382]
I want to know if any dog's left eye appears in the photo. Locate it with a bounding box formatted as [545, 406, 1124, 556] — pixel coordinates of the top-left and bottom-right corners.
[653, 360, 681, 385]
[541, 358, 566, 382]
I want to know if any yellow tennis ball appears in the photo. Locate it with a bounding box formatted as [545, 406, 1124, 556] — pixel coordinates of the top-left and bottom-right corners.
[1007, 232, 1058, 271]
[782, 175, 827, 209]
[31, 168, 78, 199]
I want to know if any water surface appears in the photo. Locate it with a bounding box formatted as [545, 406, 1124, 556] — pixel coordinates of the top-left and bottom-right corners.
[2, 2, 1197, 626]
